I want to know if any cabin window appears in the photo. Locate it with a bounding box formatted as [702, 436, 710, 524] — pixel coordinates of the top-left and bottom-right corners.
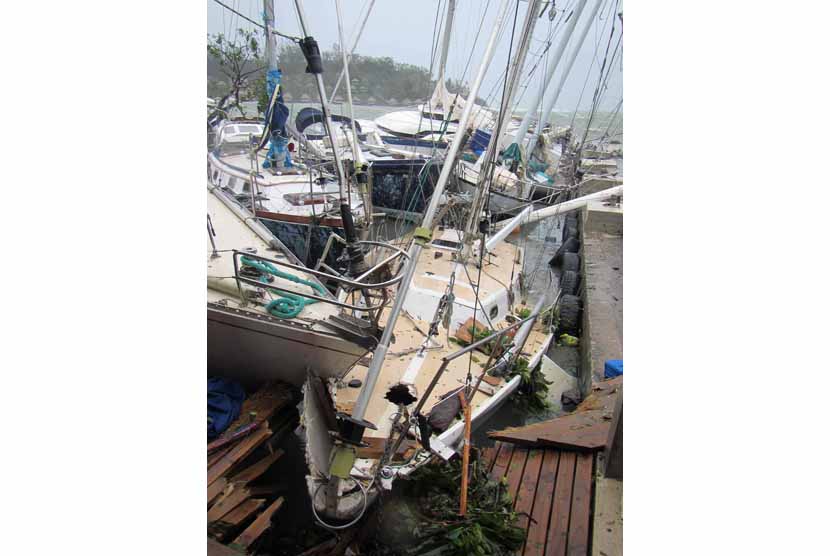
[212, 170, 219, 183]
[489, 305, 499, 319]
[242, 181, 251, 192]
[431, 239, 461, 250]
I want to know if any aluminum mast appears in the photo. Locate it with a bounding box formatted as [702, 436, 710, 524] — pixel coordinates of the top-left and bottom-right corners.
[351, 0, 514, 424]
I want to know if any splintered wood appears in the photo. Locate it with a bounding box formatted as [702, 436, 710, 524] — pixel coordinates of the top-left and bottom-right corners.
[487, 376, 623, 451]
[207, 382, 294, 554]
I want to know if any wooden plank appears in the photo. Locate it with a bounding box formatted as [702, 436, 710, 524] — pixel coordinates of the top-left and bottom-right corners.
[219, 498, 266, 527]
[525, 450, 559, 556]
[490, 442, 514, 481]
[505, 447, 529, 505]
[479, 446, 496, 472]
[208, 422, 260, 455]
[227, 449, 284, 485]
[489, 410, 611, 451]
[488, 377, 622, 450]
[603, 385, 623, 479]
[482, 374, 503, 387]
[208, 486, 250, 523]
[208, 425, 271, 487]
[230, 496, 284, 549]
[355, 437, 416, 459]
[535, 411, 611, 451]
[208, 445, 233, 469]
[546, 452, 576, 556]
[566, 453, 594, 556]
[247, 484, 284, 497]
[208, 477, 228, 507]
[207, 537, 243, 556]
[514, 449, 544, 541]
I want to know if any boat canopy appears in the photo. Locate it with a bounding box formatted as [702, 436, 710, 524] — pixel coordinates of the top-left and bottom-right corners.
[295, 107, 362, 135]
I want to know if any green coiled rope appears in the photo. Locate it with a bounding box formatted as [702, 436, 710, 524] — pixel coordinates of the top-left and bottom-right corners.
[240, 255, 328, 319]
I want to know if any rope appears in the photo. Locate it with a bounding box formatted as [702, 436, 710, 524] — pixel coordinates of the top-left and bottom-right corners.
[239, 255, 327, 318]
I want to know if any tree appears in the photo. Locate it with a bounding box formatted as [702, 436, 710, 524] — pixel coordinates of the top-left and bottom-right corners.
[207, 28, 265, 122]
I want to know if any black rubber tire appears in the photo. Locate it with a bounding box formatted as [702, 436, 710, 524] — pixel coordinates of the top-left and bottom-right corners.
[558, 294, 581, 333]
[549, 237, 581, 267]
[559, 270, 580, 296]
[563, 220, 579, 241]
[562, 252, 581, 272]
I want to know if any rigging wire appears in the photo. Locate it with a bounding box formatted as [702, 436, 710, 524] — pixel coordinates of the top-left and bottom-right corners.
[463, 0, 521, 387]
[211, 0, 303, 41]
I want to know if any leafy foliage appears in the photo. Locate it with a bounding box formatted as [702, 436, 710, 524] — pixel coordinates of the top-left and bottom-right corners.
[454, 325, 511, 358]
[399, 454, 525, 556]
[206, 28, 265, 121]
[207, 39, 489, 108]
[506, 357, 551, 414]
[516, 307, 532, 319]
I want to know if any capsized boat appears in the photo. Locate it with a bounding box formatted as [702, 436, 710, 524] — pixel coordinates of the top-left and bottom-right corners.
[207, 182, 407, 387]
[300, 221, 556, 524]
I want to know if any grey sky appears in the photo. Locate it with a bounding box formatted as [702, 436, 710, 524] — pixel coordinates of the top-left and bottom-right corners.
[207, 0, 622, 113]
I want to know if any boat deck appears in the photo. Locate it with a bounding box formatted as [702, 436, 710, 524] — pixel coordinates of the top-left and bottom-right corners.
[481, 442, 595, 556]
[334, 309, 550, 439]
[207, 188, 342, 326]
[412, 239, 521, 305]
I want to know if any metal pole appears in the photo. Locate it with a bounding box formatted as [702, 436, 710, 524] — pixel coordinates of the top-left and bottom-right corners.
[292, 0, 348, 203]
[513, 0, 587, 149]
[262, 0, 278, 70]
[352, 0, 513, 422]
[464, 0, 543, 248]
[436, 0, 457, 88]
[494, 0, 543, 154]
[527, 0, 603, 157]
[330, 0, 376, 100]
[334, 0, 372, 227]
[525, 184, 622, 224]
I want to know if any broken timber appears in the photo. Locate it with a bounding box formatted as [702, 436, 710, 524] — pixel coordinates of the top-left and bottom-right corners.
[487, 376, 622, 451]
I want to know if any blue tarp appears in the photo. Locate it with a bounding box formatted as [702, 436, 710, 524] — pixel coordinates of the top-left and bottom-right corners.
[470, 129, 491, 155]
[208, 378, 246, 440]
[604, 359, 623, 379]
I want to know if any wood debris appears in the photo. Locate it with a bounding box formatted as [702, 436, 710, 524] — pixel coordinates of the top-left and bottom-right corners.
[207, 382, 295, 554]
[487, 376, 622, 451]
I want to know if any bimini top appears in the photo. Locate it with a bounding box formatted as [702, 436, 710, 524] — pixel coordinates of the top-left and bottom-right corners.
[295, 107, 362, 135]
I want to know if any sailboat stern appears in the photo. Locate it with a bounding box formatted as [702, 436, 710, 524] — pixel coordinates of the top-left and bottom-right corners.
[300, 377, 380, 524]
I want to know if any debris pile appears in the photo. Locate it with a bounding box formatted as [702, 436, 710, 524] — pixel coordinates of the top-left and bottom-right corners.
[207, 382, 298, 555]
[364, 450, 525, 556]
[488, 376, 622, 451]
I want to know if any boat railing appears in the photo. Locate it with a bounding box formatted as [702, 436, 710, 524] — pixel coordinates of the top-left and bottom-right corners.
[231, 243, 409, 315]
[381, 310, 543, 464]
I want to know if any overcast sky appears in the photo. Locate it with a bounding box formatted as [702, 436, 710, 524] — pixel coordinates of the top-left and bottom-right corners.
[207, 0, 622, 113]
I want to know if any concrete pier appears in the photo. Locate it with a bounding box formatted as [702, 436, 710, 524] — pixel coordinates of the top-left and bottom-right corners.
[578, 199, 623, 392]
[578, 198, 623, 556]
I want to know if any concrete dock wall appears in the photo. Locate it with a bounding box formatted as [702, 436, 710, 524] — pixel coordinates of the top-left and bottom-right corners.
[578, 201, 623, 394]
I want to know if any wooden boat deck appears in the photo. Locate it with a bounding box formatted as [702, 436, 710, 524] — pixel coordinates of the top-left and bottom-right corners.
[334, 312, 550, 439]
[482, 441, 595, 556]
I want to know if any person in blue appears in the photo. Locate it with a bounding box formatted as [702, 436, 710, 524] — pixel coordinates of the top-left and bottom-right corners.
[263, 68, 292, 170]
